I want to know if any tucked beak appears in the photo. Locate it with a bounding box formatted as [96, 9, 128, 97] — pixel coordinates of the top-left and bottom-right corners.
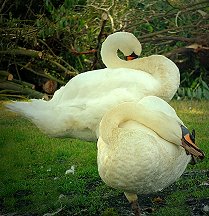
[126, 52, 138, 61]
[180, 125, 205, 161]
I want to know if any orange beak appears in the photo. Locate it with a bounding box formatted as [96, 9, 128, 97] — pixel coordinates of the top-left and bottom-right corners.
[127, 56, 136, 61]
[180, 125, 205, 160]
[126, 52, 138, 61]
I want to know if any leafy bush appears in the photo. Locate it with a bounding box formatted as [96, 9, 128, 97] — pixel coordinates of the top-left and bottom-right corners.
[0, 0, 208, 99]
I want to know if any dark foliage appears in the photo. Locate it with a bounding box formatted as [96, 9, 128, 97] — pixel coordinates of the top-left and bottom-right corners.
[0, 0, 209, 99]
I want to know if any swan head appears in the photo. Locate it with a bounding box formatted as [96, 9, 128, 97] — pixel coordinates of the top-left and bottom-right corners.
[101, 32, 142, 68]
[113, 32, 142, 57]
[181, 125, 205, 161]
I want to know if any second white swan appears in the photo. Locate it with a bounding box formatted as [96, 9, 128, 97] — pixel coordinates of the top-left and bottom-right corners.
[97, 96, 205, 215]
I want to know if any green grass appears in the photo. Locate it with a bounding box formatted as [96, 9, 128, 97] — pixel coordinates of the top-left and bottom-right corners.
[0, 100, 209, 216]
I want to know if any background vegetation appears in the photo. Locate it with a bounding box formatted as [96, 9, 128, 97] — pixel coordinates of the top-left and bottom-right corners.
[0, 0, 209, 99]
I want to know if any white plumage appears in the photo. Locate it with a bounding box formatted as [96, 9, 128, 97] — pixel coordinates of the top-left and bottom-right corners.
[6, 32, 180, 141]
[97, 96, 204, 215]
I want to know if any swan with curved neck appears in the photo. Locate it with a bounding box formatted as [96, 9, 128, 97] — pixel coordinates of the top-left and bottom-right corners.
[97, 96, 204, 215]
[6, 32, 180, 141]
[101, 32, 180, 100]
[101, 32, 142, 68]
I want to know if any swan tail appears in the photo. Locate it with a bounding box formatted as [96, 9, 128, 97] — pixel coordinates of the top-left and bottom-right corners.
[6, 99, 48, 118]
[5, 100, 58, 136]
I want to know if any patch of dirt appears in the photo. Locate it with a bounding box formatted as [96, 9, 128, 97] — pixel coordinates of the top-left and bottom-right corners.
[187, 197, 209, 216]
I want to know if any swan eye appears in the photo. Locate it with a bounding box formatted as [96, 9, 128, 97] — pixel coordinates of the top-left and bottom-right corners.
[126, 52, 138, 61]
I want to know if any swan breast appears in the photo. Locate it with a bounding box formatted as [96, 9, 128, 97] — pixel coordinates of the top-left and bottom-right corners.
[97, 121, 190, 194]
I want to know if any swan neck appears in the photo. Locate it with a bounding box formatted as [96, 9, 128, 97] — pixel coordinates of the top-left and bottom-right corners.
[99, 102, 181, 146]
[101, 33, 141, 68]
[101, 45, 129, 68]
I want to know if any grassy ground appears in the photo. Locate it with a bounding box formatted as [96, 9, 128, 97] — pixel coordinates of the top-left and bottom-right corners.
[0, 100, 209, 216]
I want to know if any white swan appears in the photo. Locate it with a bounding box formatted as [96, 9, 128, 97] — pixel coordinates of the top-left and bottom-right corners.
[6, 32, 180, 141]
[97, 96, 204, 215]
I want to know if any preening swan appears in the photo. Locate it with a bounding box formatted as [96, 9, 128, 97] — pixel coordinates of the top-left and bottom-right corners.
[6, 32, 180, 141]
[97, 96, 204, 216]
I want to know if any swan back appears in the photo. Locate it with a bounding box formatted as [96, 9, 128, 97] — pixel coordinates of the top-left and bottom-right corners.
[131, 55, 180, 101]
[99, 96, 183, 147]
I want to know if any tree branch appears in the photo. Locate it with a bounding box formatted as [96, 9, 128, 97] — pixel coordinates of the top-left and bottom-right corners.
[18, 63, 66, 85]
[138, 24, 209, 42]
[0, 48, 79, 76]
[91, 12, 108, 70]
[140, 33, 209, 46]
[0, 81, 45, 99]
